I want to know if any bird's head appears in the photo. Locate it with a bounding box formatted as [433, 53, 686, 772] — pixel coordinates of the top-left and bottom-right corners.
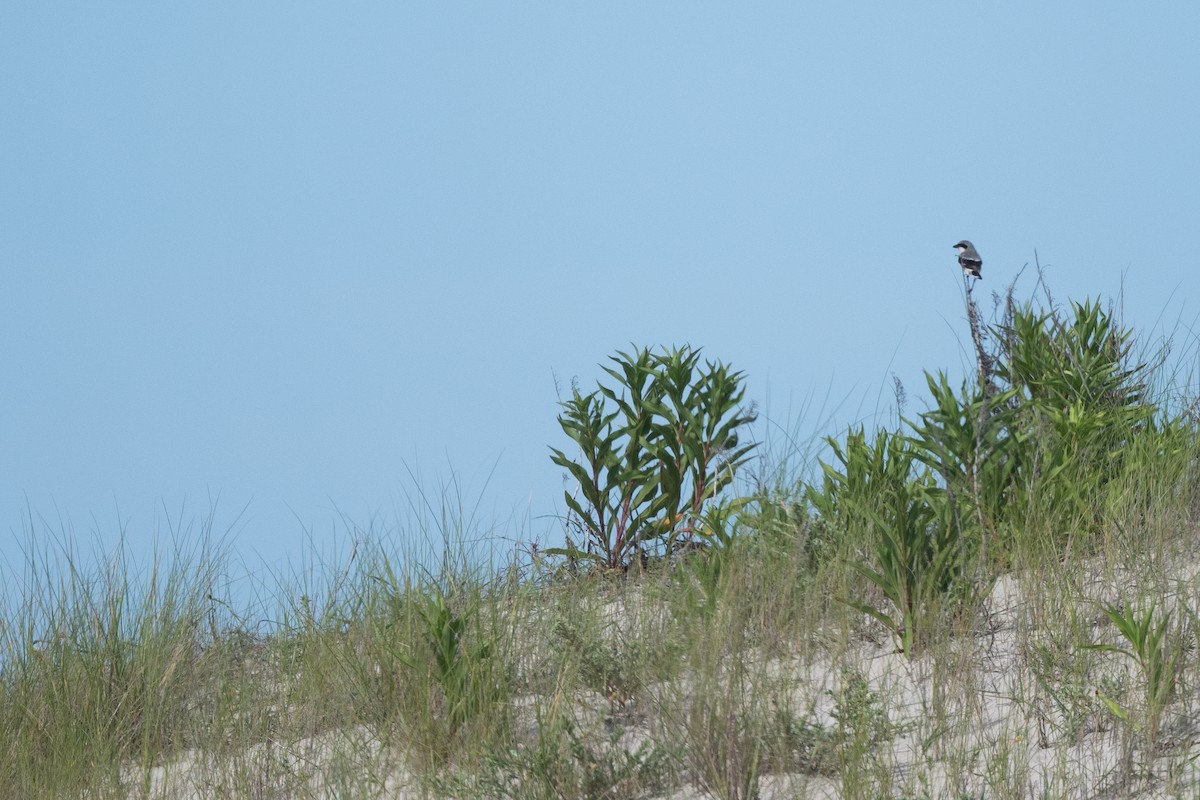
[953, 240, 973, 252]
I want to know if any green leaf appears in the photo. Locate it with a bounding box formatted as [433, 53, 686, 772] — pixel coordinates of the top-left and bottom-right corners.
[1096, 693, 1130, 722]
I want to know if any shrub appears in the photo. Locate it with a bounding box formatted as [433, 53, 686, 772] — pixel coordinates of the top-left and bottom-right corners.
[549, 346, 757, 571]
[810, 428, 966, 655]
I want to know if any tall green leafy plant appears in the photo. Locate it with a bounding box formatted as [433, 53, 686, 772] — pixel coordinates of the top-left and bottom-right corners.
[1000, 299, 1148, 417]
[549, 346, 757, 571]
[906, 297, 1159, 554]
[907, 373, 1018, 545]
[368, 575, 506, 768]
[1086, 600, 1179, 751]
[996, 300, 1157, 535]
[810, 429, 964, 655]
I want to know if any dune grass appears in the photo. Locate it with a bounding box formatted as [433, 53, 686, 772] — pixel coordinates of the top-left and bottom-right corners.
[4, 288, 1200, 799]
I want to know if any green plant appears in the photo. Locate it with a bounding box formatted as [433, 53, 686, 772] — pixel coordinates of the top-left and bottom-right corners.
[1026, 637, 1107, 746]
[669, 498, 747, 620]
[476, 708, 673, 800]
[552, 616, 645, 711]
[399, 591, 493, 722]
[666, 568, 818, 800]
[682, 669, 766, 800]
[0, 530, 225, 797]
[995, 299, 1157, 545]
[906, 372, 1018, 546]
[830, 667, 896, 753]
[829, 666, 898, 797]
[907, 295, 1161, 563]
[1086, 600, 1179, 751]
[549, 346, 757, 570]
[372, 577, 506, 767]
[812, 429, 967, 655]
[764, 699, 837, 777]
[1000, 300, 1150, 418]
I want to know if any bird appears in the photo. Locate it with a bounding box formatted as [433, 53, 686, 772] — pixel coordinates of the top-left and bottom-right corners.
[953, 240, 982, 280]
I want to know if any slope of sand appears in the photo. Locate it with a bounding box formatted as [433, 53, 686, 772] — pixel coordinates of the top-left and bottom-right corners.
[124, 561, 1200, 799]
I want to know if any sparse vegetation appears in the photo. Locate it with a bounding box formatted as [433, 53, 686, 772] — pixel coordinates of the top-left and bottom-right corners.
[1088, 599, 1182, 756]
[4, 281, 1200, 798]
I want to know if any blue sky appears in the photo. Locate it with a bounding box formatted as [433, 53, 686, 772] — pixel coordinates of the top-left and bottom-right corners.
[2, 5, 1198, 583]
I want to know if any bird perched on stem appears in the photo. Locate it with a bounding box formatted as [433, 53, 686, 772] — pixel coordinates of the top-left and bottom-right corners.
[953, 240, 982, 279]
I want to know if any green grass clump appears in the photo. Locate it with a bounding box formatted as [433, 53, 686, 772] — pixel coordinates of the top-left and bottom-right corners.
[0, 527, 235, 797]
